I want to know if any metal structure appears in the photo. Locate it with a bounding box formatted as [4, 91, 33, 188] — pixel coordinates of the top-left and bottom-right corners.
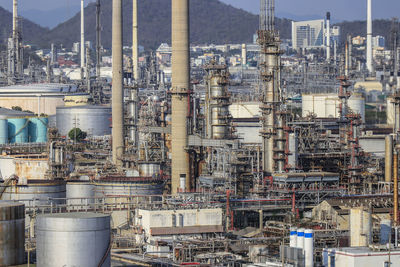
[204, 61, 231, 140]
[36, 213, 111, 267]
[258, 0, 285, 174]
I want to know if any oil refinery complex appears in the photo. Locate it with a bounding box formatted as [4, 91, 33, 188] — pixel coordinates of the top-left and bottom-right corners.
[0, 0, 399, 266]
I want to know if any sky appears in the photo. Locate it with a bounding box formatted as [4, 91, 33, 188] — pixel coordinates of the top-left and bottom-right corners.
[0, 0, 398, 27]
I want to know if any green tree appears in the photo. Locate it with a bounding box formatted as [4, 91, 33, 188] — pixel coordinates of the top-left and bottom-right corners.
[68, 128, 87, 142]
[11, 106, 22, 111]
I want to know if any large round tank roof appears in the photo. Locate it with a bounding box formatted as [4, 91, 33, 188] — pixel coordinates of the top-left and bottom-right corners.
[0, 83, 77, 95]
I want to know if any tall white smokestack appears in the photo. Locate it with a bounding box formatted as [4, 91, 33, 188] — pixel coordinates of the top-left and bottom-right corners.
[13, 0, 18, 39]
[366, 0, 373, 73]
[81, 0, 85, 71]
[132, 0, 139, 81]
[326, 12, 331, 62]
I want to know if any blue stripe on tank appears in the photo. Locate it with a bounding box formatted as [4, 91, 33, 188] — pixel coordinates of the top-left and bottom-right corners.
[305, 233, 313, 238]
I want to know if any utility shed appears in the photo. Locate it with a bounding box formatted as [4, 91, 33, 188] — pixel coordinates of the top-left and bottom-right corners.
[136, 208, 224, 236]
[323, 247, 400, 267]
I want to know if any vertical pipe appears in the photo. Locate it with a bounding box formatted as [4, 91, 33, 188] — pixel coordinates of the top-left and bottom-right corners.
[81, 0, 85, 71]
[326, 12, 331, 62]
[395, 151, 399, 225]
[132, 0, 139, 82]
[171, 0, 190, 194]
[345, 41, 349, 77]
[348, 35, 353, 70]
[112, 0, 124, 167]
[242, 44, 247, 66]
[386, 135, 393, 183]
[366, 0, 373, 74]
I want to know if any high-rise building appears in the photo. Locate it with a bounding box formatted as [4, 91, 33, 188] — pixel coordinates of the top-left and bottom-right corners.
[292, 20, 325, 50]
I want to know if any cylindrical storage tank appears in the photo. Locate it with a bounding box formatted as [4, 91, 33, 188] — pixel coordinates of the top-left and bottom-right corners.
[350, 208, 372, 247]
[290, 227, 297, 248]
[95, 180, 164, 197]
[138, 163, 161, 177]
[56, 105, 111, 137]
[66, 181, 95, 208]
[387, 97, 395, 125]
[304, 229, 314, 267]
[297, 228, 304, 250]
[0, 117, 8, 144]
[0, 180, 66, 205]
[28, 117, 48, 143]
[8, 118, 28, 144]
[36, 213, 111, 267]
[0, 201, 25, 266]
[380, 219, 392, 245]
[348, 94, 366, 123]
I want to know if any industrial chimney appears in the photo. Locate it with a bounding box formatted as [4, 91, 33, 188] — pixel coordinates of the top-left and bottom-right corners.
[112, 0, 124, 167]
[326, 12, 331, 62]
[366, 0, 373, 73]
[132, 0, 139, 81]
[13, 0, 18, 40]
[81, 0, 85, 79]
[171, 0, 190, 194]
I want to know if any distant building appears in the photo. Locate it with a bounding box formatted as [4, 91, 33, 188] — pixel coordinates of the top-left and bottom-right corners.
[331, 26, 341, 43]
[72, 42, 80, 53]
[291, 19, 325, 50]
[372, 35, 385, 48]
[352, 36, 366, 46]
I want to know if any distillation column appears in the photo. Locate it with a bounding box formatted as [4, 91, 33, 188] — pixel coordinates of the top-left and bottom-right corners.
[171, 0, 190, 194]
[112, 0, 124, 167]
[205, 63, 231, 140]
[259, 0, 284, 174]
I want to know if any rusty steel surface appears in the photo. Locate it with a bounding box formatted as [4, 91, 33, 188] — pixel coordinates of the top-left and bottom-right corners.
[0, 201, 25, 267]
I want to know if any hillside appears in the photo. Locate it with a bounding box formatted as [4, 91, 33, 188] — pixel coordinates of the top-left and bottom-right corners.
[33, 0, 292, 50]
[336, 19, 394, 44]
[0, 6, 49, 46]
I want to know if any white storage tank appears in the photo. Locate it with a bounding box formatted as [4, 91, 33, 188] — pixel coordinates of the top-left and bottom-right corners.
[297, 228, 304, 250]
[36, 212, 111, 267]
[290, 227, 298, 247]
[304, 229, 314, 267]
[387, 96, 395, 126]
[56, 105, 111, 137]
[302, 94, 339, 118]
[0, 201, 25, 266]
[350, 208, 372, 247]
[348, 93, 366, 122]
[66, 181, 95, 208]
